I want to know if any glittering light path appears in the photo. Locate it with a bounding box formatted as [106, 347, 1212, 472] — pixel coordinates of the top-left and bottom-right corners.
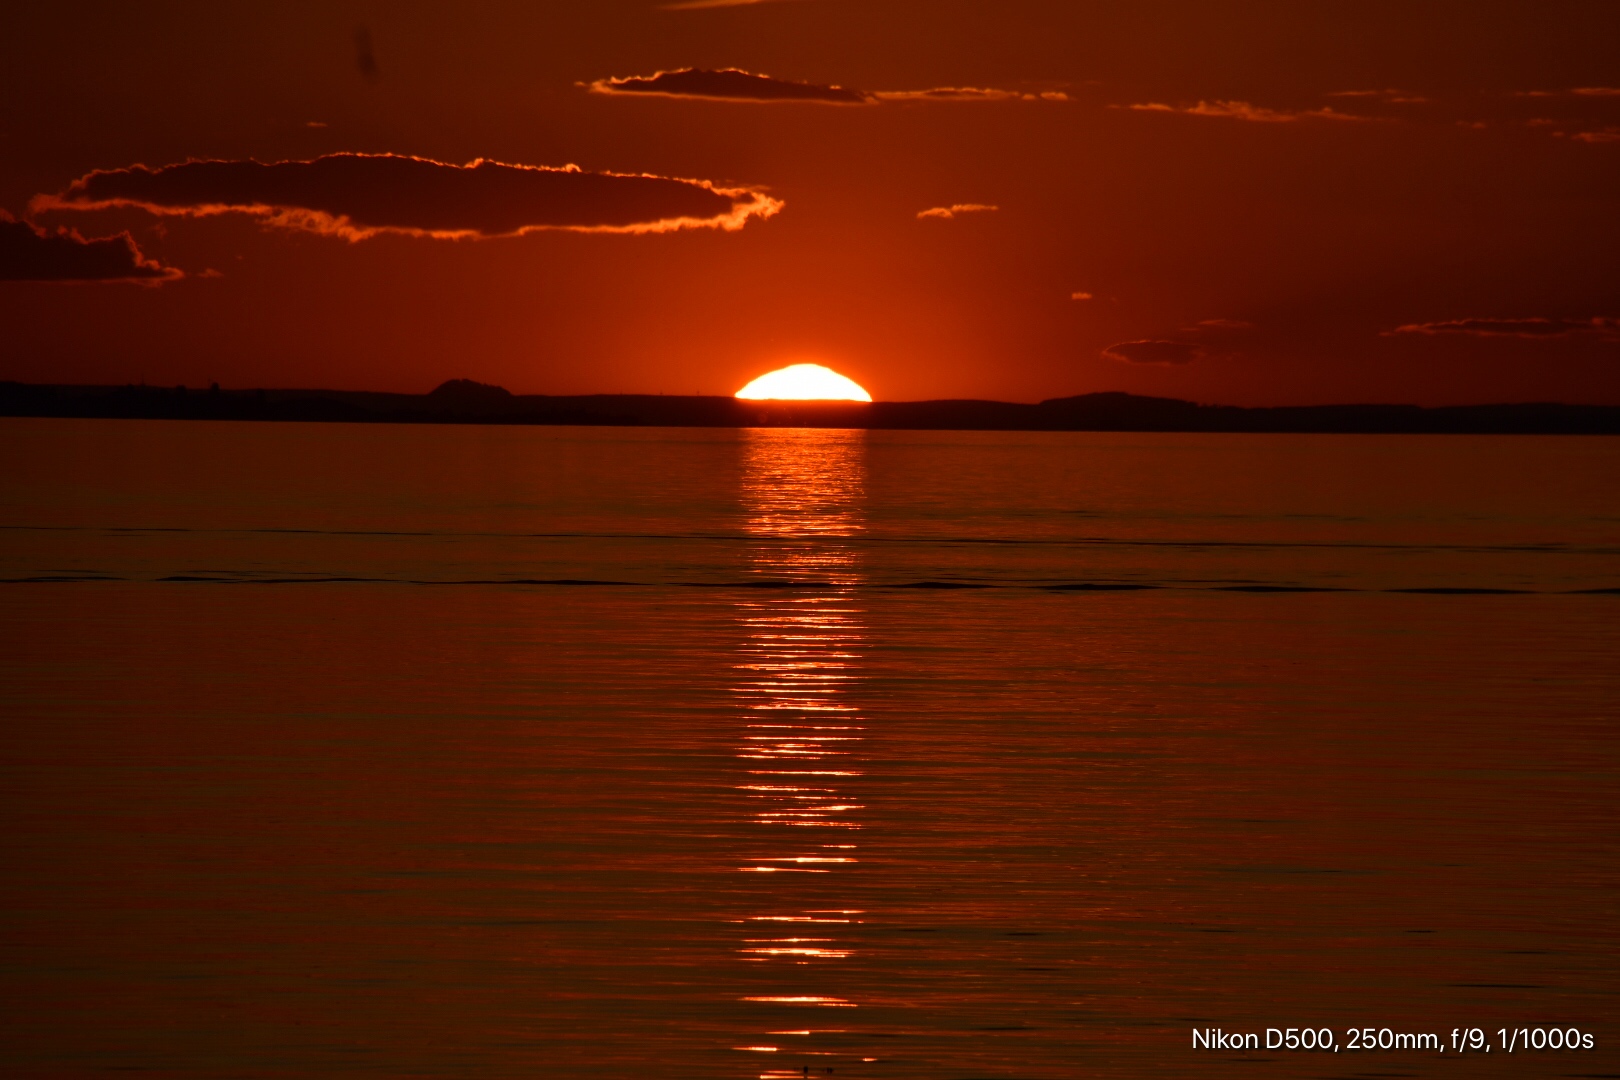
[731, 428, 872, 1072]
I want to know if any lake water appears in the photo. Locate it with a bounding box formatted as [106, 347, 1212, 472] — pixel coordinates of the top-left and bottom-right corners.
[1, 419, 1616, 1078]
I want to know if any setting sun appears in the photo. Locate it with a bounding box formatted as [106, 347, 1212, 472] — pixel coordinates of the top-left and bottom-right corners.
[735, 363, 872, 402]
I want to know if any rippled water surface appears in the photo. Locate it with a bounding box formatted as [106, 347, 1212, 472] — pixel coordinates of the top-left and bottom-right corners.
[1, 419, 1616, 1077]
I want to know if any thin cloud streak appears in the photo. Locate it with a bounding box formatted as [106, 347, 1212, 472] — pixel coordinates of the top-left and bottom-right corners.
[1328, 89, 1429, 104]
[874, 88, 1067, 102]
[1516, 87, 1620, 98]
[1121, 100, 1372, 123]
[917, 203, 998, 220]
[1387, 317, 1620, 340]
[0, 212, 180, 283]
[35, 153, 782, 240]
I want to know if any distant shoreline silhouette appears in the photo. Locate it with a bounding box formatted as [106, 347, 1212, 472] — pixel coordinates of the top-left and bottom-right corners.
[2, 379, 1617, 435]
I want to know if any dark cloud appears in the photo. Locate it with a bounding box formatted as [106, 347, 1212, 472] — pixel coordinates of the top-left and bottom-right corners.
[1388, 317, 1620, 340]
[1102, 340, 1202, 365]
[589, 69, 1069, 105]
[590, 68, 871, 105]
[35, 154, 782, 239]
[0, 212, 179, 283]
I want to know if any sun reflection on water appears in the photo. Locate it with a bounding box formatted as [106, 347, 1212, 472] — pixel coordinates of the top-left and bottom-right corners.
[732, 428, 869, 1070]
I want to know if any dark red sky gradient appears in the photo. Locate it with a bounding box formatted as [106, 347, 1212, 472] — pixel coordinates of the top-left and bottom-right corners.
[2, 1, 1618, 405]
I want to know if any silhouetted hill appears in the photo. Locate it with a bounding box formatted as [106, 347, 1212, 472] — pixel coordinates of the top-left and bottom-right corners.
[1, 381, 1616, 434]
[428, 378, 513, 406]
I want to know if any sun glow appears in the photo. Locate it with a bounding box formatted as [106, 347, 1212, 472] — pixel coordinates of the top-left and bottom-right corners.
[735, 364, 872, 402]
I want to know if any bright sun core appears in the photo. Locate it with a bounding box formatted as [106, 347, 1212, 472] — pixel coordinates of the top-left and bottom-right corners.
[735, 363, 872, 402]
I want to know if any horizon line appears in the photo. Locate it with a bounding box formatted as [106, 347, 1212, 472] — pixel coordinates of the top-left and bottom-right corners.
[4, 378, 1618, 412]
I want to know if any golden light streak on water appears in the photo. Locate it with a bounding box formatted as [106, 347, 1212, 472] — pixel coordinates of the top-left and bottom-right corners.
[732, 428, 869, 1057]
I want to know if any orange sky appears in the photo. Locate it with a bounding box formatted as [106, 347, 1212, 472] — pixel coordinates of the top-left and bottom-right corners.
[2, 1, 1618, 405]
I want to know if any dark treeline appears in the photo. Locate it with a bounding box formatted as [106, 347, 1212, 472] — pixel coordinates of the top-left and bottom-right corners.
[3, 379, 1618, 434]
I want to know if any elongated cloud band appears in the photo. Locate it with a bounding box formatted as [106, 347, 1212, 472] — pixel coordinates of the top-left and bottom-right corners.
[874, 88, 1067, 102]
[35, 153, 781, 240]
[592, 68, 870, 104]
[1121, 100, 1370, 123]
[1388, 317, 1620, 340]
[589, 68, 1065, 105]
[0, 212, 179, 283]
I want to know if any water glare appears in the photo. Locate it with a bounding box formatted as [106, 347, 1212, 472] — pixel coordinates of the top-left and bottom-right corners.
[732, 428, 869, 1067]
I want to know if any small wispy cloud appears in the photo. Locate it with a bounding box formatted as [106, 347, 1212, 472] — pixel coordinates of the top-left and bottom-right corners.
[1386, 317, 1620, 340]
[1121, 100, 1371, 123]
[917, 203, 998, 220]
[1499, 84, 1620, 143]
[1101, 318, 1253, 364]
[1102, 339, 1201, 365]
[1070, 291, 1093, 301]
